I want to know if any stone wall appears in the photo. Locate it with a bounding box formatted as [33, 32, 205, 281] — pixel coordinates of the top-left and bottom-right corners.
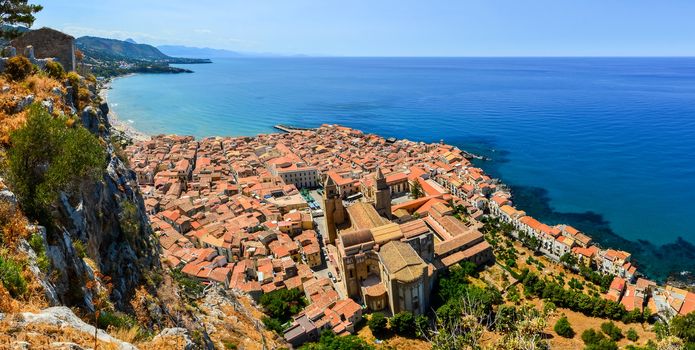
[10, 27, 75, 71]
[0, 45, 52, 72]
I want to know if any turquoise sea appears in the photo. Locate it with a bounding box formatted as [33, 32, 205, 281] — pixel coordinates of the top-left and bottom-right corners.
[108, 57, 695, 282]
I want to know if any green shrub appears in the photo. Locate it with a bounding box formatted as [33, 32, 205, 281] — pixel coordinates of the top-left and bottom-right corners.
[0, 255, 27, 297]
[367, 312, 387, 336]
[626, 328, 639, 342]
[582, 328, 607, 345]
[300, 330, 374, 350]
[669, 312, 695, 347]
[600, 321, 623, 341]
[414, 314, 429, 338]
[585, 339, 618, 350]
[554, 316, 575, 338]
[258, 288, 307, 333]
[7, 104, 105, 221]
[5, 56, 34, 81]
[390, 311, 416, 336]
[171, 267, 205, 298]
[262, 316, 285, 333]
[44, 60, 65, 80]
[222, 339, 238, 349]
[73, 239, 87, 259]
[28, 232, 50, 272]
[119, 201, 141, 243]
[97, 310, 136, 330]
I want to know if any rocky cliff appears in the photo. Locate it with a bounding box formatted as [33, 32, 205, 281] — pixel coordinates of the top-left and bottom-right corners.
[0, 60, 285, 349]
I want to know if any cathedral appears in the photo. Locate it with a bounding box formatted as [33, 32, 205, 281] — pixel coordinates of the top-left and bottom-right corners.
[323, 168, 433, 316]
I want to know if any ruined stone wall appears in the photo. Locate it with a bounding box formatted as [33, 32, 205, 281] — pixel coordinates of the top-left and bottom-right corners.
[10, 27, 76, 71]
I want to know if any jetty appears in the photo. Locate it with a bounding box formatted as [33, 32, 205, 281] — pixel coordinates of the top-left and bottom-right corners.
[274, 124, 317, 133]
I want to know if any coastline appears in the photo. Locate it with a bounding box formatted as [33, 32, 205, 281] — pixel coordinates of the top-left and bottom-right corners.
[102, 68, 694, 286]
[98, 75, 150, 143]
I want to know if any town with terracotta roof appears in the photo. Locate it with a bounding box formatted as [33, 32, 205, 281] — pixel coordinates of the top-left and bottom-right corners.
[125, 124, 694, 348]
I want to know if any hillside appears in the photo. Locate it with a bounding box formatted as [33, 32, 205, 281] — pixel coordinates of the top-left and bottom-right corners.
[0, 56, 283, 349]
[75, 36, 211, 77]
[76, 36, 209, 63]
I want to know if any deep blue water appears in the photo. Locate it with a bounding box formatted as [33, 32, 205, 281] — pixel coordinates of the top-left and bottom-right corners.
[109, 57, 695, 281]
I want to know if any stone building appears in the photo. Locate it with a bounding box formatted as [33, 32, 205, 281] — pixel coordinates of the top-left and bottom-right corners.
[11, 27, 76, 71]
[378, 240, 430, 315]
[323, 176, 345, 244]
[373, 168, 392, 219]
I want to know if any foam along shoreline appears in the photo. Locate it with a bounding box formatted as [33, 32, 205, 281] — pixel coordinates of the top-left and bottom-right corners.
[98, 77, 150, 143]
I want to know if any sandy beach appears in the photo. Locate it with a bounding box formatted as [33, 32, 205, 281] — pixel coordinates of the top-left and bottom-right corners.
[98, 77, 150, 143]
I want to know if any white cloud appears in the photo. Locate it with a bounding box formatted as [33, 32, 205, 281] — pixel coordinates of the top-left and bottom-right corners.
[194, 29, 212, 34]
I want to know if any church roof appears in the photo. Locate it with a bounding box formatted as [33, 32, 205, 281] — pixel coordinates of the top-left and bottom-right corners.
[347, 202, 388, 230]
[341, 229, 374, 248]
[379, 241, 426, 283]
[370, 223, 403, 245]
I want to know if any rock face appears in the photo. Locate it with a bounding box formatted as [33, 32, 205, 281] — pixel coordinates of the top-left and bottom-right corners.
[46, 101, 160, 310]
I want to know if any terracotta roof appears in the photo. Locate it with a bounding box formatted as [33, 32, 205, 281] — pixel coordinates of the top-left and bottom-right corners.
[340, 229, 374, 247]
[379, 241, 426, 283]
[399, 219, 430, 239]
[347, 202, 389, 230]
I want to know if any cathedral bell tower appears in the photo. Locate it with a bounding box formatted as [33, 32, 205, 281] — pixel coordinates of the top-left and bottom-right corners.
[373, 167, 392, 219]
[323, 175, 345, 244]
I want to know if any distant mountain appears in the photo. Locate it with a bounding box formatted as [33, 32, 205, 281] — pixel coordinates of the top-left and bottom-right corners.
[74, 36, 210, 78]
[76, 36, 173, 61]
[157, 45, 245, 58]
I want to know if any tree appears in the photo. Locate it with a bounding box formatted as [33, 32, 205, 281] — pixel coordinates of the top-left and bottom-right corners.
[560, 252, 578, 267]
[410, 181, 423, 199]
[0, 0, 43, 39]
[626, 328, 639, 342]
[554, 316, 575, 338]
[7, 104, 106, 221]
[669, 312, 695, 347]
[300, 330, 374, 350]
[600, 321, 623, 341]
[582, 329, 607, 345]
[427, 292, 492, 350]
[491, 303, 551, 350]
[458, 261, 479, 278]
[259, 288, 307, 332]
[414, 314, 429, 338]
[390, 311, 416, 335]
[367, 312, 387, 336]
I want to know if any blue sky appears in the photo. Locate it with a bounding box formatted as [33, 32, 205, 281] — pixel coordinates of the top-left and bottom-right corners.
[34, 0, 695, 56]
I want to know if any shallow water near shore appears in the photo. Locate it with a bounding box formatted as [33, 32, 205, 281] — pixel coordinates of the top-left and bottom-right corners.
[108, 57, 695, 282]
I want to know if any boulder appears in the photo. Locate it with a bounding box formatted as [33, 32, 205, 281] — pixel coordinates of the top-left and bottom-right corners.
[80, 106, 100, 134]
[153, 328, 196, 350]
[42, 99, 54, 114]
[19, 307, 138, 350]
[15, 94, 34, 112]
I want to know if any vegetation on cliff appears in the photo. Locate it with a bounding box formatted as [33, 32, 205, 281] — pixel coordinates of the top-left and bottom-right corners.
[7, 103, 105, 221]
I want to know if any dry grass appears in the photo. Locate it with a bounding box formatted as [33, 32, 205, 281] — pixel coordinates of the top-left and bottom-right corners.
[524, 299, 657, 349]
[0, 320, 120, 350]
[0, 284, 20, 313]
[0, 73, 71, 146]
[109, 325, 142, 344]
[357, 323, 430, 350]
[0, 199, 29, 248]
